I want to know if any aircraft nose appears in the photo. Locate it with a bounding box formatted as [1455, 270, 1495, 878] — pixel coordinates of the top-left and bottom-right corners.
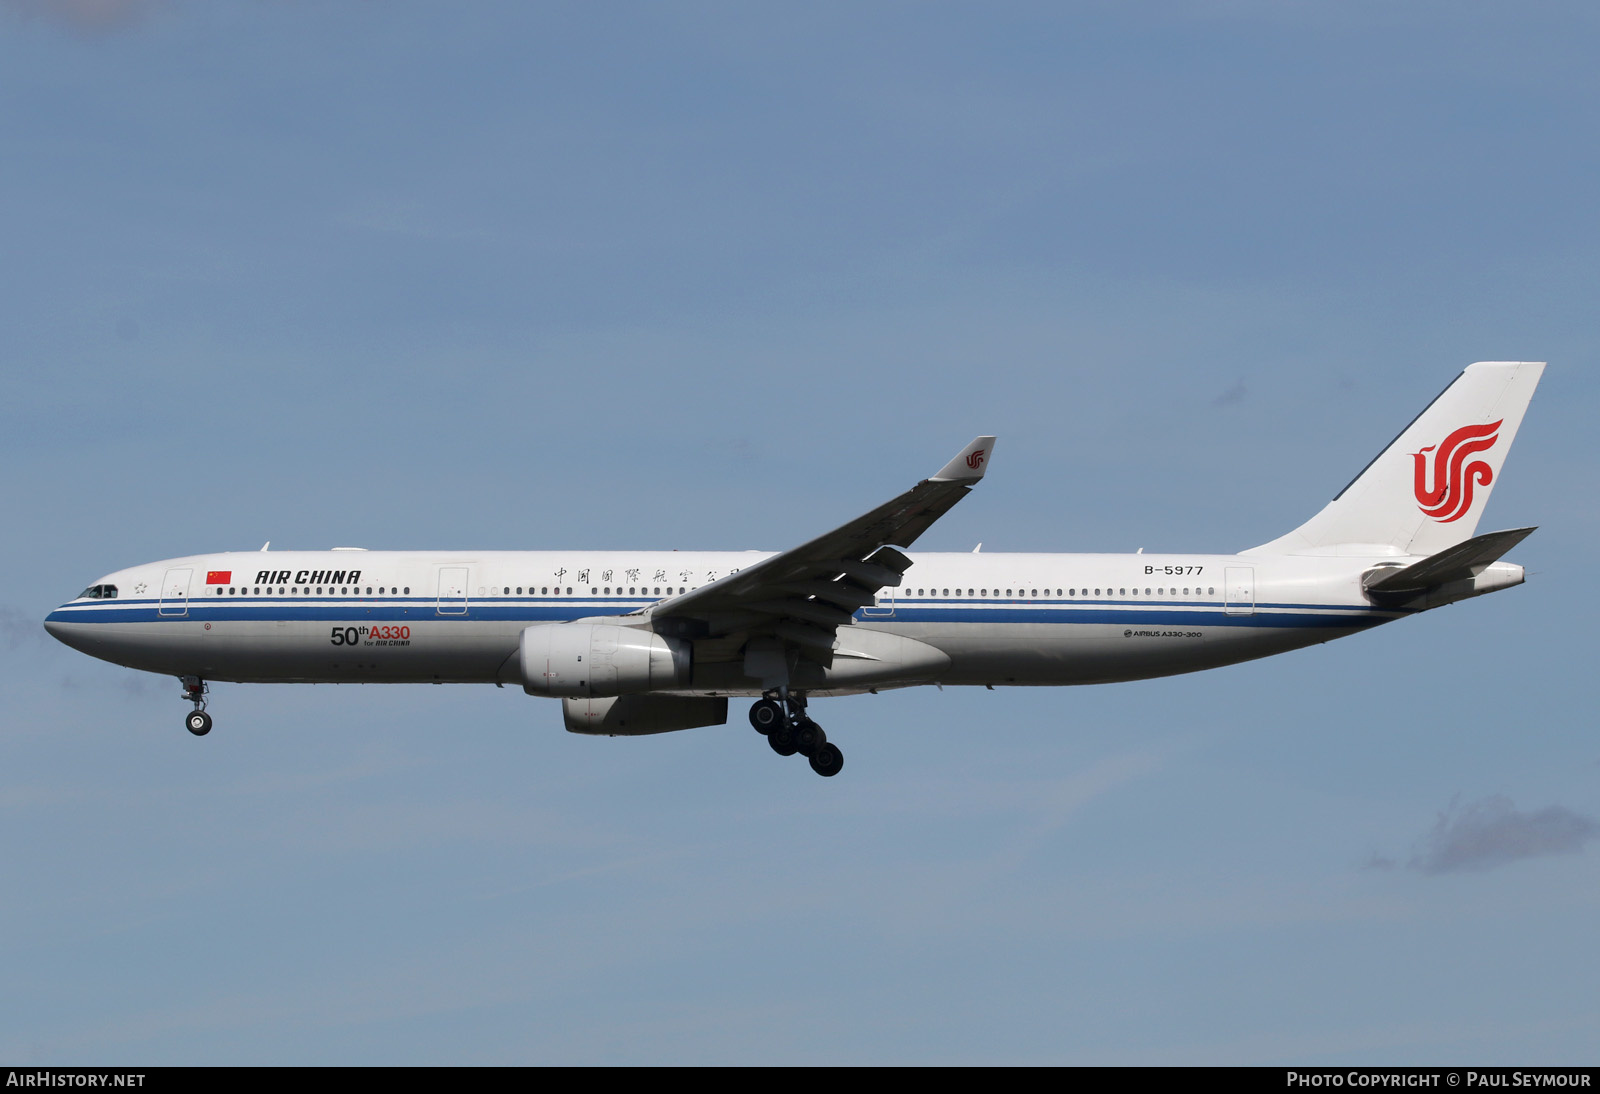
[43, 610, 71, 645]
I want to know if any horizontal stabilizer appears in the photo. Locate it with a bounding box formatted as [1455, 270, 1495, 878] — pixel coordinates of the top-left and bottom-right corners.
[1363, 526, 1536, 596]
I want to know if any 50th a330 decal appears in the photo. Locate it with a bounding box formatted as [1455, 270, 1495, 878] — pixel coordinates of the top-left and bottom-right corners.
[330, 626, 411, 647]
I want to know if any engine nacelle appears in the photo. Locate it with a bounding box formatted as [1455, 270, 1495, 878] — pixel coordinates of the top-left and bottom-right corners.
[520, 622, 691, 698]
[563, 694, 728, 736]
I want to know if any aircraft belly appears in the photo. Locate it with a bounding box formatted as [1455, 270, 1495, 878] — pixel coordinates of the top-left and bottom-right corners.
[50, 618, 518, 684]
[48, 603, 1385, 691]
[881, 619, 1370, 685]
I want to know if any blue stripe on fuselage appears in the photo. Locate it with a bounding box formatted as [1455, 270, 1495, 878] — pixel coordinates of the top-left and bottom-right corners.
[46, 597, 1398, 630]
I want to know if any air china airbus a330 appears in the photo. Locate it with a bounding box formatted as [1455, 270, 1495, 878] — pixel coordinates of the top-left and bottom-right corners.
[47, 361, 1543, 777]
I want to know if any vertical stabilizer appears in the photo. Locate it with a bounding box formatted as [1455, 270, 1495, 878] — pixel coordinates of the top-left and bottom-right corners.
[1245, 362, 1544, 557]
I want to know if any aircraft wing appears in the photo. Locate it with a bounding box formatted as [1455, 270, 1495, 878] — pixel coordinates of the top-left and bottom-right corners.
[646, 436, 995, 658]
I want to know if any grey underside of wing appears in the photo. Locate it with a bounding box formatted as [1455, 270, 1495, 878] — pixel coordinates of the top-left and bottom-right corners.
[646, 477, 976, 663]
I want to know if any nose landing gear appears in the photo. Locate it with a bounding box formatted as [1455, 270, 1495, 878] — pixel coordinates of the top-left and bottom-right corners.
[181, 676, 212, 736]
[749, 690, 843, 777]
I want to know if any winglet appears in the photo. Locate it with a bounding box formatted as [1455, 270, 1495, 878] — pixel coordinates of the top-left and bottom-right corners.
[932, 436, 997, 482]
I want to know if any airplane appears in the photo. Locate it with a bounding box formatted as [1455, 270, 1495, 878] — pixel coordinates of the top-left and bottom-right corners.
[45, 361, 1544, 777]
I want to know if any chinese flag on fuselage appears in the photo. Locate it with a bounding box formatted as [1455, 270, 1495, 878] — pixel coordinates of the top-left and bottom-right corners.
[206, 571, 232, 585]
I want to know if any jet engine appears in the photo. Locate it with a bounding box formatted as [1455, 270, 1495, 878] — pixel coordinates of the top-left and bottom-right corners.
[519, 622, 691, 698]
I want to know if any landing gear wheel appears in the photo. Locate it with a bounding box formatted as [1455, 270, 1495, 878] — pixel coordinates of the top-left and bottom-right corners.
[186, 710, 212, 736]
[768, 721, 799, 756]
[794, 718, 826, 757]
[749, 698, 784, 735]
[809, 742, 843, 777]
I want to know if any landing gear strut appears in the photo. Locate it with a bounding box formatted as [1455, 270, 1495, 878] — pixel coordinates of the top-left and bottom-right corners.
[181, 676, 212, 736]
[750, 689, 843, 777]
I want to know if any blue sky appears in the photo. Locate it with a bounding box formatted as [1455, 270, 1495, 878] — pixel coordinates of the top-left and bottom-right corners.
[2, 1, 1596, 1064]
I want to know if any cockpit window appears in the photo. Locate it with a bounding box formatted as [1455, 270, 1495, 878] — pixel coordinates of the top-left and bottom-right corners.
[78, 584, 118, 600]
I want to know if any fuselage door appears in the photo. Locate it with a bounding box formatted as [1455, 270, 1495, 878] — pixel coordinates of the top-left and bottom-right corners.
[1224, 566, 1255, 616]
[437, 567, 469, 616]
[158, 568, 192, 617]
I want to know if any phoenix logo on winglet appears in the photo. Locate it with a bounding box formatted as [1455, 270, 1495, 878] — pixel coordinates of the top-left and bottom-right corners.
[966, 449, 986, 470]
[1413, 420, 1502, 523]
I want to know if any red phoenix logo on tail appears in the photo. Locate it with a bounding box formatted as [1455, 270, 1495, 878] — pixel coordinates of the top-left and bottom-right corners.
[1412, 420, 1501, 523]
[966, 449, 985, 470]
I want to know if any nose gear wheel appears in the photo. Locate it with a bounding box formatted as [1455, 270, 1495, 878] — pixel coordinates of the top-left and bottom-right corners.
[180, 676, 213, 736]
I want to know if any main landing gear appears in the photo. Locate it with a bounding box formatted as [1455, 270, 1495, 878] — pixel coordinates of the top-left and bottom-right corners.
[749, 691, 844, 777]
[181, 676, 212, 736]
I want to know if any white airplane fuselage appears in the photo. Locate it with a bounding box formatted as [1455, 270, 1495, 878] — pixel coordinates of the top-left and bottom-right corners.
[43, 546, 1521, 693]
[41, 361, 1546, 771]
